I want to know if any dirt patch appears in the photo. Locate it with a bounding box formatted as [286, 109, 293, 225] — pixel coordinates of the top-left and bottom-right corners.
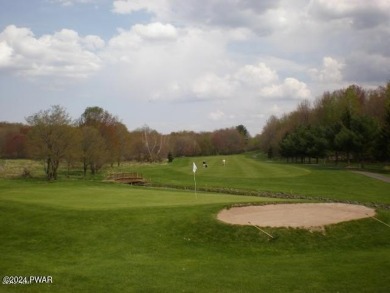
[217, 203, 375, 230]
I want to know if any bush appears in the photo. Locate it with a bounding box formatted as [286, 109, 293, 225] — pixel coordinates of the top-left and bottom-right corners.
[21, 167, 32, 178]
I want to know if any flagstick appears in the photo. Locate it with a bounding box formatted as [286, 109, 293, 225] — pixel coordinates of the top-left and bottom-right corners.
[193, 172, 197, 199]
[192, 162, 198, 199]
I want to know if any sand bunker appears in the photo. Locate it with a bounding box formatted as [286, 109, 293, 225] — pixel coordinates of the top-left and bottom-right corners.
[217, 203, 375, 230]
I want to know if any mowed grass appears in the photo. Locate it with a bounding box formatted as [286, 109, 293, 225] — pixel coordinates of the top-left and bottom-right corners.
[0, 180, 279, 210]
[126, 153, 390, 204]
[0, 154, 390, 292]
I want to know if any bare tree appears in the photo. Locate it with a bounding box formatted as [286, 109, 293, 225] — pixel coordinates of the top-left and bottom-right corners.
[79, 106, 129, 167]
[80, 126, 108, 176]
[26, 105, 75, 180]
[141, 125, 167, 161]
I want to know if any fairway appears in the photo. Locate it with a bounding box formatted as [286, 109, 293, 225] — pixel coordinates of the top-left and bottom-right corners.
[132, 154, 390, 204]
[1, 155, 390, 292]
[174, 154, 311, 178]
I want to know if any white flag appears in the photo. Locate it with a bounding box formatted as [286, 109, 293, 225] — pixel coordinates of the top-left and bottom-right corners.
[192, 162, 197, 173]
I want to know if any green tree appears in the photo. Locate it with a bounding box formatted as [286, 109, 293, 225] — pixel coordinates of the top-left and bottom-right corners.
[334, 111, 379, 166]
[167, 151, 174, 163]
[279, 132, 295, 162]
[334, 126, 357, 164]
[306, 126, 328, 163]
[79, 106, 116, 127]
[350, 115, 379, 167]
[324, 122, 343, 164]
[375, 106, 390, 161]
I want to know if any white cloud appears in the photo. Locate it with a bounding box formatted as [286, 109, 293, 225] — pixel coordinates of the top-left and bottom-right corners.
[51, 0, 95, 6]
[0, 42, 13, 67]
[234, 63, 278, 87]
[309, 0, 390, 16]
[82, 35, 105, 50]
[132, 23, 178, 41]
[112, 0, 168, 15]
[260, 78, 311, 99]
[192, 73, 233, 100]
[103, 22, 314, 105]
[0, 25, 103, 79]
[309, 56, 344, 83]
[282, 78, 311, 98]
[209, 109, 225, 121]
[226, 27, 255, 41]
[192, 62, 310, 101]
[308, 0, 390, 29]
[106, 30, 141, 54]
[189, 62, 310, 102]
[111, 0, 293, 36]
[105, 23, 224, 60]
[102, 23, 233, 101]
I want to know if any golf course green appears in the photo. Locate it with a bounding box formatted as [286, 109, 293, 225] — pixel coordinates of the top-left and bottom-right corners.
[0, 154, 389, 292]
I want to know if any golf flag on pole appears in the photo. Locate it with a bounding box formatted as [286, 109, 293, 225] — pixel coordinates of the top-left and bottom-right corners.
[192, 162, 197, 198]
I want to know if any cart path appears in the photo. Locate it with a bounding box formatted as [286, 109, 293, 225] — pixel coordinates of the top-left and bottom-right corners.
[352, 171, 390, 183]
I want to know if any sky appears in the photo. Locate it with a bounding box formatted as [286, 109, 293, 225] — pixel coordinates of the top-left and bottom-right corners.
[0, 0, 389, 135]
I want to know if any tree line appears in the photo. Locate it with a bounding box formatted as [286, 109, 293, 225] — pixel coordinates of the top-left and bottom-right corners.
[2, 82, 389, 180]
[258, 82, 390, 166]
[0, 106, 252, 180]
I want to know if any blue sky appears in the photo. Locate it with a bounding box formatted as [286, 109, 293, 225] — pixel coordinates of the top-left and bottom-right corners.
[1, 0, 389, 135]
